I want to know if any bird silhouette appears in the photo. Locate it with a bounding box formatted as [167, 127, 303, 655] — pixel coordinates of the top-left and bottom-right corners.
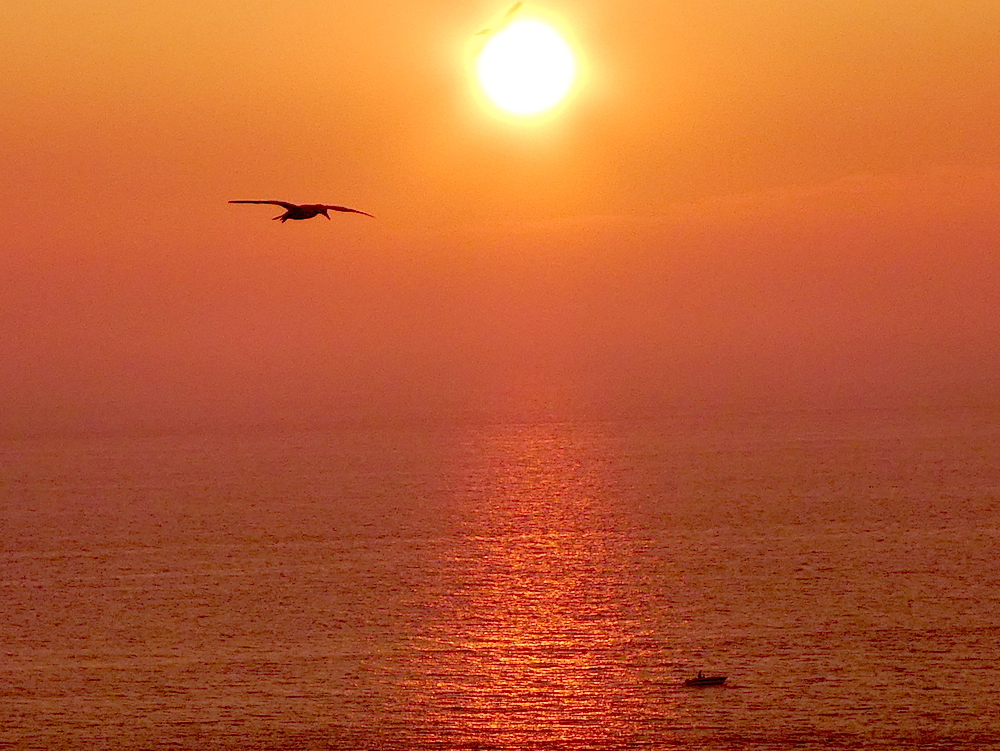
[475, 2, 523, 37]
[230, 200, 373, 222]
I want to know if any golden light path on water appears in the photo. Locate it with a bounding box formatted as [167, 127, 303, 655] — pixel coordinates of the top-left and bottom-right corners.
[397, 422, 691, 749]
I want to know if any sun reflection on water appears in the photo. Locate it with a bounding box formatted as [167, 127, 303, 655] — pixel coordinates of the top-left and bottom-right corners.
[401, 422, 686, 749]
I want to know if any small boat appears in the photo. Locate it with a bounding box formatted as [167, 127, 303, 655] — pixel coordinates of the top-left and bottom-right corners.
[684, 673, 727, 687]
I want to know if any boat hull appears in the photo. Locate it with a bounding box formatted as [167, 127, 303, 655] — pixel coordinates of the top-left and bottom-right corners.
[684, 676, 727, 686]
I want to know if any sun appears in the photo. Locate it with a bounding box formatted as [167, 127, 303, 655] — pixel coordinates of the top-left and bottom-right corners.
[476, 19, 577, 116]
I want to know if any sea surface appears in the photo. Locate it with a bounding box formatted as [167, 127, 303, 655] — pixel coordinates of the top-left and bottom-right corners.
[2, 409, 999, 750]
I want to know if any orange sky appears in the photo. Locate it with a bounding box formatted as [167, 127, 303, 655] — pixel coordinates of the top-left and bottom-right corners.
[2, 0, 999, 432]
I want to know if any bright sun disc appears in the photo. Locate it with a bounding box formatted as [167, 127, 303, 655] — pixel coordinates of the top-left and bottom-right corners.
[477, 19, 576, 116]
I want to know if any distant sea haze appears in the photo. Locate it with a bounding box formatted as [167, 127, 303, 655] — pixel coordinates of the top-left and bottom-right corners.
[2, 408, 999, 749]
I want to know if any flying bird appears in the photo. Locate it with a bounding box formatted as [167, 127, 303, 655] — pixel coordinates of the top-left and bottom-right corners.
[475, 2, 523, 37]
[229, 200, 373, 222]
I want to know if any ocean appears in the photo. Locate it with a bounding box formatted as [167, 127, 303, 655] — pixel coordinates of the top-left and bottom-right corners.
[2, 409, 999, 749]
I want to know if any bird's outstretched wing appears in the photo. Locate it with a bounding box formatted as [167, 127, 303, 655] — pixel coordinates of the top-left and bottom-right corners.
[320, 205, 374, 218]
[503, 3, 524, 22]
[229, 200, 298, 209]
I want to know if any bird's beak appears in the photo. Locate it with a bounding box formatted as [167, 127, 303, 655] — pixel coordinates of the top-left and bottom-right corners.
[322, 211, 330, 219]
